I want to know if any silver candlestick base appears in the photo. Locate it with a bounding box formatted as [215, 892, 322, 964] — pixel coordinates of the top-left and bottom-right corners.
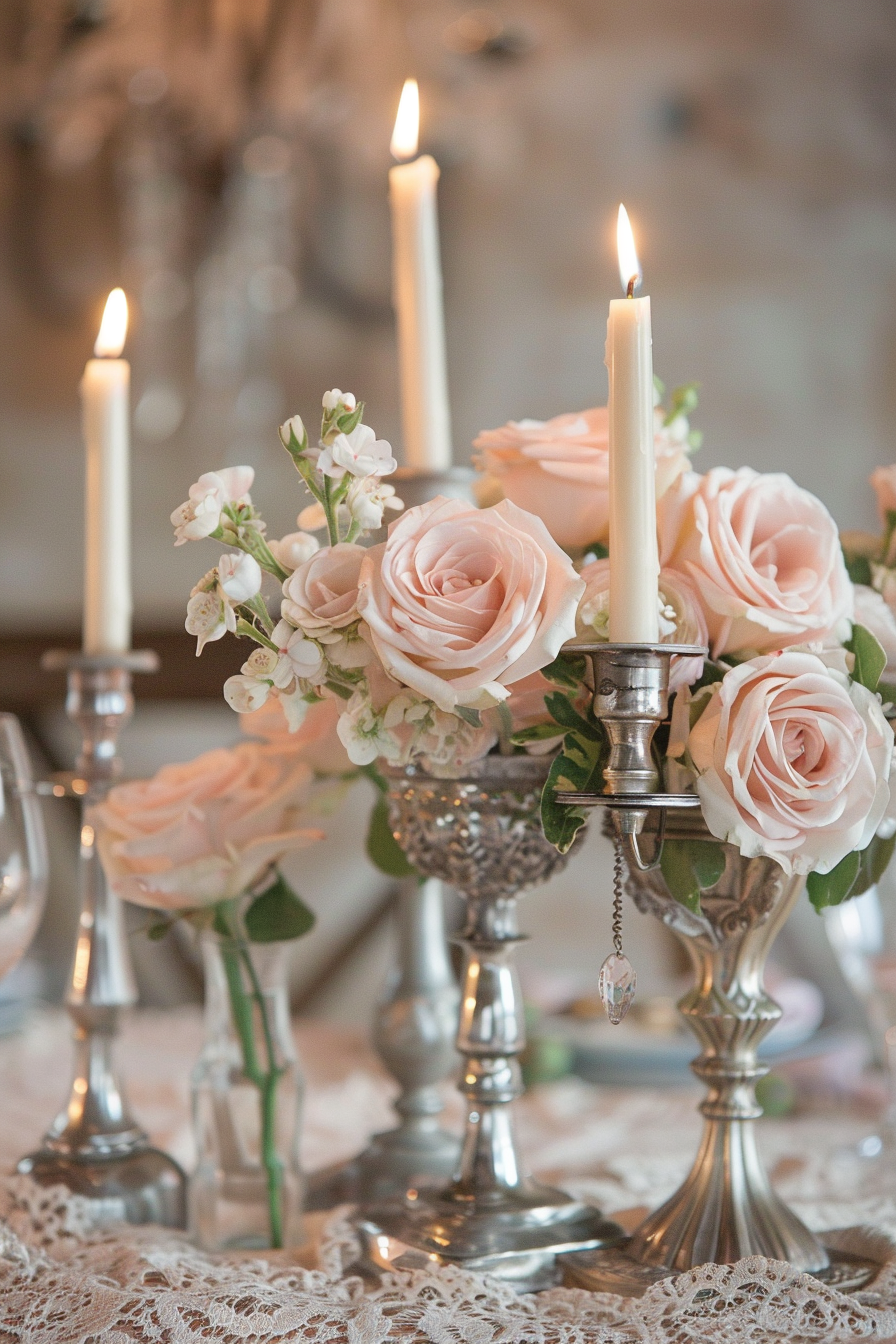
[359, 756, 622, 1292]
[308, 466, 474, 1212]
[18, 651, 186, 1228]
[306, 876, 460, 1208]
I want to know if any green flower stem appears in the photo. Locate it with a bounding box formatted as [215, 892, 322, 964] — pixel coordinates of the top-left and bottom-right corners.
[235, 617, 278, 651]
[240, 532, 290, 585]
[344, 519, 362, 544]
[215, 905, 285, 1249]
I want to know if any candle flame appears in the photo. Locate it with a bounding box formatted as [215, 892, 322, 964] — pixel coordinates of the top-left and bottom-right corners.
[94, 288, 128, 357]
[391, 78, 420, 161]
[616, 204, 642, 295]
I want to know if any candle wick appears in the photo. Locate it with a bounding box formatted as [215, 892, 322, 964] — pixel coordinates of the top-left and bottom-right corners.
[626, 274, 640, 299]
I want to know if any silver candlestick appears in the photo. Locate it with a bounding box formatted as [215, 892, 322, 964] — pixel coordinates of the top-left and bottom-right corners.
[359, 756, 622, 1292]
[18, 651, 186, 1228]
[307, 467, 474, 1211]
[554, 641, 874, 1295]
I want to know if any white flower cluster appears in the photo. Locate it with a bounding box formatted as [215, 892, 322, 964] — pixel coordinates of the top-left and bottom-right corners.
[335, 685, 497, 776]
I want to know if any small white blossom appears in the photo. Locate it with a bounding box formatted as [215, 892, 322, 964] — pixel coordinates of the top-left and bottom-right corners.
[223, 673, 270, 713]
[318, 423, 397, 481]
[322, 388, 355, 412]
[346, 478, 404, 531]
[218, 551, 262, 604]
[336, 694, 401, 766]
[278, 414, 306, 449]
[242, 647, 279, 678]
[268, 531, 320, 571]
[171, 467, 254, 545]
[185, 590, 235, 654]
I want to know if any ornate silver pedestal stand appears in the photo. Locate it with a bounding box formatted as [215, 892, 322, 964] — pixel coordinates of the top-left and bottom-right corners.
[553, 642, 873, 1295]
[359, 756, 622, 1292]
[18, 651, 186, 1228]
[307, 468, 473, 1211]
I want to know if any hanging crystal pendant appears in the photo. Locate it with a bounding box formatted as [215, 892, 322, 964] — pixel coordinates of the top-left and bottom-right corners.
[598, 953, 636, 1025]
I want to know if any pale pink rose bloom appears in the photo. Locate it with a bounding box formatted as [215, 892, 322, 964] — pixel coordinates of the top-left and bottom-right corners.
[241, 696, 354, 775]
[92, 742, 323, 911]
[660, 468, 854, 658]
[689, 651, 892, 875]
[575, 558, 707, 691]
[281, 543, 366, 634]
[473, 407, 690, 550]
[854, 584, 896, 676]
[171, 467, 254, 545]
[871, 466, 896, 523]
[357, 496, 584, 712]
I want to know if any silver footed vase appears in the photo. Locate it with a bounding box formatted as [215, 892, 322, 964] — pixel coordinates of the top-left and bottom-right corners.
[361, 754, 621, 1292]
[564, 810, 872, 1295]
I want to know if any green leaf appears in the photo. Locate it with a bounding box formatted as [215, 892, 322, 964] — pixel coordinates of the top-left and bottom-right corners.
[245, 872, 316, 943]
[844, 551, 873, 587]
[583, 541, 610, 560]
[366, 794, 418, 878]
[851, 832, 896, 898]
[360, 762, 387, 793]
[807, 850, 861, 913]
[846, 624, 887, 694]
[541, 727, 608, 854]
[511, 723, 564, 745]
[336, 402, 365, 435]
[877, 680, 896, 708]
[540, 653, 587, 690]
[660, 839, 725, 914]
[544, 691, 602, 739]
[147, 919, 171, 941]
[665, 381, 700, 425]
[456, 706, 482, 727]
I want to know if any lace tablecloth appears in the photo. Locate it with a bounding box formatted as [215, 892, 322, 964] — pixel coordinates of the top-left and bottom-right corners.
[3, 1009, 896, 1343]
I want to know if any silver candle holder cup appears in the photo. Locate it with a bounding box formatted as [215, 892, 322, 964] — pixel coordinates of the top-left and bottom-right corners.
[555, 642, 705, 866]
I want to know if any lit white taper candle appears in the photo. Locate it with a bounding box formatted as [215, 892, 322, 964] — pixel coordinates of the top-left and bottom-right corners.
[606, 206, 659, 643]
[82, 288, 132, 653]
[388, 78, 452, 472]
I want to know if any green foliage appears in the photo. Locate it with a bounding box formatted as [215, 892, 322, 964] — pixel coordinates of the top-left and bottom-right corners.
[540, 715, 608, 855]
[540, 652, 587, 690]
[659, 838, 726, 914]
[511, 723, 564, 745]
[845, 624, 887, 694]
[366, 794, 418, 879]
[664, 381, 700, 426]
[843, 551, 873, 587]
[852, 832, 896, 899]
[335, 402, 364, 435]
[245, 871, 316, 943]
[455, 705, 482, 727]
[806, 850, 861, 913]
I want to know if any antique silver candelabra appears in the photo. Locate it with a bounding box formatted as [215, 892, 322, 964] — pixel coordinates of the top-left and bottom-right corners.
[553, 640, 874, 1295]
[18, 651, 186, 1228]
[359, 755, 622, 1292]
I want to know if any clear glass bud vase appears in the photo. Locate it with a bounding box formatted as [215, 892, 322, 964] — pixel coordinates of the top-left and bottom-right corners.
[189, 933, 304, 1251]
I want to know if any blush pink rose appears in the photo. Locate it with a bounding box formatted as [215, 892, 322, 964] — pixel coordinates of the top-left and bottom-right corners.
[281, 543, 366, 634]
[92, 742, 323, 911]
[473, 406, 691, 550]
[574, 558, 707, 691]
[356, 496, 584, 712]
[871, 466, 896, 523]
[660, 468, 854, 657]
[241, 695, 354, 774]
[688, 651, 892, 875]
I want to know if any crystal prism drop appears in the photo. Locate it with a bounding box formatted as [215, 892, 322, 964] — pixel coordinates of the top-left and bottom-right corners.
[598, 953, 636, 1025]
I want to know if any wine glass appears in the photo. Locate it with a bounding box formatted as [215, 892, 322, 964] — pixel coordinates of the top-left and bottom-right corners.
[0, 715, 48, 982]
[824, 880, 896, 1158]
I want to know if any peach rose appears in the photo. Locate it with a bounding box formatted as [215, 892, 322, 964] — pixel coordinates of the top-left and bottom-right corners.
[356, 496, 584, 712]
[689, 651, 892, 875]
[871, 466, 896, 524]
[660, 468, 853, 657]
[574, 558, 707, 691]
[92, 742, 323, 911]
[473, 406, 691, 550]
[280, 543, 365, 634]
[241, 695, 354, 774]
